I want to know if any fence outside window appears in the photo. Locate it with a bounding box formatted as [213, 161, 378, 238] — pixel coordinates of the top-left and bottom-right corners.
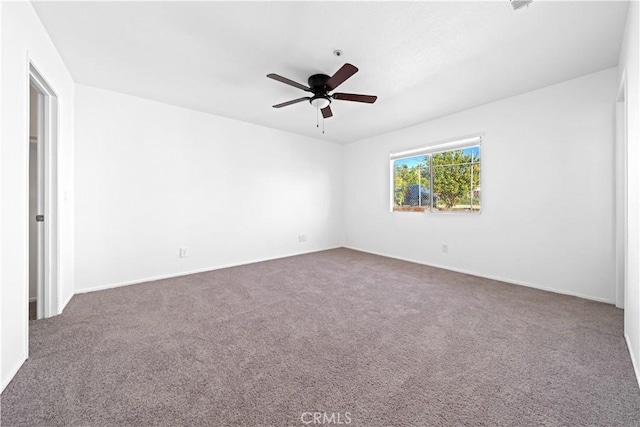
[391, 136, 481, 213]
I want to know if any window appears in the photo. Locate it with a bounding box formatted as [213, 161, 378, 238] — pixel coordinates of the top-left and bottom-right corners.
[391, 136, 481, 213]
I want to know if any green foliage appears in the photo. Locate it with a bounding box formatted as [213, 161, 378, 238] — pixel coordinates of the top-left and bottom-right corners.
[394, 158, 429, 206]
[432, 149, 479, 209]
[393, 149, 480, 210]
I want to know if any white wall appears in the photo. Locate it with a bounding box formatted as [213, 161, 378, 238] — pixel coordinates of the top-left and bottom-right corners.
[74, 84, 343, 292]
[0, 0, 4, 397]
[1, 2, 75, 392]
[619, 0, 640, 386]
[344, 68, 618, 303]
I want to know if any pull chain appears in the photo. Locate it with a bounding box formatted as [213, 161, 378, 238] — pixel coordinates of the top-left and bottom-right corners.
[314, 103, 326, 134]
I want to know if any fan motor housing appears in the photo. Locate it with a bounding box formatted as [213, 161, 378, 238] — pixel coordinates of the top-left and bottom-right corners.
[308, 74, 330, 94]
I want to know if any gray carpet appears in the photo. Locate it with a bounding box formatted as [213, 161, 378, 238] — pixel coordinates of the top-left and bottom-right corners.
[1, 248, 639, 426]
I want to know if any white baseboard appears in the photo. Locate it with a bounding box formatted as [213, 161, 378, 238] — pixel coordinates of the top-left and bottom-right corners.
[78, 244, 615, 305]
[343, 245, 615, 305]
[0, 353, 27, 394]
[624, 333, 640, 388]
[75, 246, 343, 295]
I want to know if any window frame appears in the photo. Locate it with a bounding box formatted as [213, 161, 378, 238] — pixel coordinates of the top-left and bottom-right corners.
[390, 135, 483, 214]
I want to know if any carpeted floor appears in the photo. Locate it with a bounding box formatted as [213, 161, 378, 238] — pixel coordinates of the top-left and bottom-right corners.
[1, 248, 639, 426]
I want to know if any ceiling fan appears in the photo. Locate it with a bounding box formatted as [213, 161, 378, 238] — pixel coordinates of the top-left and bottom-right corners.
[267, 63, 377, 119]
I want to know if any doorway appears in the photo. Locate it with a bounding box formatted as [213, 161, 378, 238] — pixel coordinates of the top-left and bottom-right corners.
[28, 64, 59, 320]
[28, 85, 38, 319]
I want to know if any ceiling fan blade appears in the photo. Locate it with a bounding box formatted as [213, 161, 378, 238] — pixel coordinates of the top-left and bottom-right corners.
[333, 93, 377, 104]
[321, 105, 333, 119]
[267, 73, 311, 92]
[272, 97, 310, 108]
[325, 63, 358, 91]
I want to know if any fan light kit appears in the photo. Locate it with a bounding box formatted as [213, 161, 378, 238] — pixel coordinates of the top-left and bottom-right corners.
[267, 63, 377, 134]
[310, 97, 331, 109]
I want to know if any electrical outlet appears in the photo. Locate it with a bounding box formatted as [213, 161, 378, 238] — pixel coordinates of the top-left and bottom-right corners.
[298, 234, 307, 243]
[441, 244, 448, 254]
[179, 247, 189, 258]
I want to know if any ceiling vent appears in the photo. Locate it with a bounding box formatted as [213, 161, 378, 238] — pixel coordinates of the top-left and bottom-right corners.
[510, 0, 533, 11]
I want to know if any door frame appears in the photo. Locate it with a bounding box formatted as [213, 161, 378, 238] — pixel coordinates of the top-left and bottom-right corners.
[28, 62, 59, 319]
[615, 70, 628, 310]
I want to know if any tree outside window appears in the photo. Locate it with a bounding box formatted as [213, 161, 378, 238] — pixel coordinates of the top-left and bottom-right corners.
[392, 144, 480, 213]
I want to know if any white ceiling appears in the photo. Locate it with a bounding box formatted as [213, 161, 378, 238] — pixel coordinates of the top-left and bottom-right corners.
[32, 1, 628, 144]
